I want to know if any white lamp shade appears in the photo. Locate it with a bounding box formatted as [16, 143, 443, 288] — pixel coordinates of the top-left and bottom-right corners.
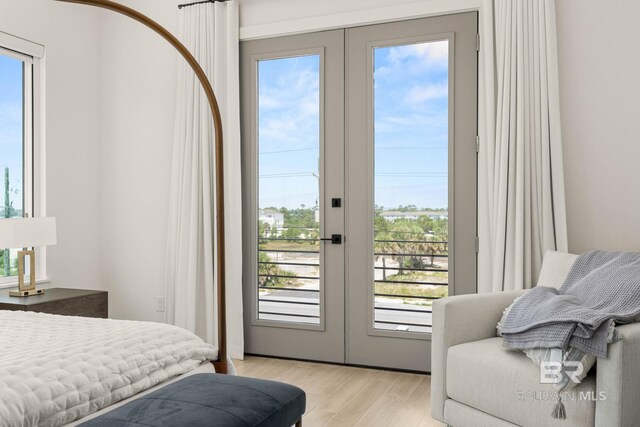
[0, 218, 57, 248]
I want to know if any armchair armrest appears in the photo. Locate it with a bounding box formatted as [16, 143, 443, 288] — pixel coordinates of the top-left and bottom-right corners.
[596, 322, 640, 427]
[431, 290, 526, 422]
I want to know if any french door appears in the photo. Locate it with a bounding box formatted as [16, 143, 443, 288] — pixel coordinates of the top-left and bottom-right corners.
[241, 29, 346, 363]
[242, 13, 478, 372]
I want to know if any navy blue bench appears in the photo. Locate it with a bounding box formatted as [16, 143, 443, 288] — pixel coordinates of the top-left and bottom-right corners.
[80, 373, 306, 427]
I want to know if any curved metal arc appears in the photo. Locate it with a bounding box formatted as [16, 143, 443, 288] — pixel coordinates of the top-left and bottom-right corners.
[54, 0, 228, 373]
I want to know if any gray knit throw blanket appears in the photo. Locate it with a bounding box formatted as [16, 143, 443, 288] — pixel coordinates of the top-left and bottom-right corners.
[501, 250, 640, 358]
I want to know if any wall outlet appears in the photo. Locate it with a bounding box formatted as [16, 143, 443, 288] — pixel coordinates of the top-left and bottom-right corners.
[156, 296, 165, 312]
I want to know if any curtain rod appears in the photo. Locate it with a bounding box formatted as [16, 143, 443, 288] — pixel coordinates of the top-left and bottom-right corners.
[178, 0, 228, 9]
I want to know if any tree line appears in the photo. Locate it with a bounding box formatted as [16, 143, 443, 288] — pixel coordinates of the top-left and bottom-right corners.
[258, 205, 449, 282]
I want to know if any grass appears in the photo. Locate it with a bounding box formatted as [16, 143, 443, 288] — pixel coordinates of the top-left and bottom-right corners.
[374, 282, 447, 298]
[258, 242, 449, 306]
[260, 240, 319, 252]
[375, 271, 448, 306]
[382, 270, 448, 283]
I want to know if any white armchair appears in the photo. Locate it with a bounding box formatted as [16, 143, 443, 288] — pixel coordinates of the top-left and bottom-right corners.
[431, 251, 640, 427]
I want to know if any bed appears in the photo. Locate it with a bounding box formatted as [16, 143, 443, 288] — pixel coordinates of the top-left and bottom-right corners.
[0, 310, 222, 426]
[0, 1, 309, 426]
[0, 310, 306, 427]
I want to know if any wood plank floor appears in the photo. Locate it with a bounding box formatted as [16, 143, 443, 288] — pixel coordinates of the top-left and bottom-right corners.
[234, 356, 445, 427]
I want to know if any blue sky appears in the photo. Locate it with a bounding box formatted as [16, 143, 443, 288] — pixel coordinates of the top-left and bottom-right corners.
[374, 41, 449, 210]
[258, 40, 449, 211]
[258, 55, 320, 210]
[0, 55, 23, 214]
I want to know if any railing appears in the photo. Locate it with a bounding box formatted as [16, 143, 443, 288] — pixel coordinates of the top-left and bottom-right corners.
[257, 236, 448, 332]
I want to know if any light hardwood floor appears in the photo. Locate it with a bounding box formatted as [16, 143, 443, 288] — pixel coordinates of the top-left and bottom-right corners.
[234, 356, 445, 427]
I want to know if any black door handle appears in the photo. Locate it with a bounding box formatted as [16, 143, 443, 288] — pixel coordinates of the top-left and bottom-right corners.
[320, 234, 342, 244]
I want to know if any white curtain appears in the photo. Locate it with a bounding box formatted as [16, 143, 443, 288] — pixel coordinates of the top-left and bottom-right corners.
[478, 0, 568, 293]
[165, 1, 243, 360]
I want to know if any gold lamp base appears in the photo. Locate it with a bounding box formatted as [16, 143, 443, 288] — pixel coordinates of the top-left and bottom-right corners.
[10, 288, 45, 297]
[9, 249, 44, 298]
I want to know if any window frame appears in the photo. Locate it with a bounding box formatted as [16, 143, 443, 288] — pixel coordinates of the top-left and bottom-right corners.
[0, 32, 47, 288]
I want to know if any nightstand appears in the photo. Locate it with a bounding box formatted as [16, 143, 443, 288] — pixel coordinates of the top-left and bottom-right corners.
[0, 288, 108, 318]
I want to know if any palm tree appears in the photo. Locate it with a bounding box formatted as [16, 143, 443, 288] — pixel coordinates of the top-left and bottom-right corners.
[2, 167, 13, 276]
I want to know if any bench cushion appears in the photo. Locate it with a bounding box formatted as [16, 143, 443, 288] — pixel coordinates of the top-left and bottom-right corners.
[79, 373, 306, 427]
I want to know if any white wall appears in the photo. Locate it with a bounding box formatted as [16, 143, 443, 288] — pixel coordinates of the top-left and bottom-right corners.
[99, 0, 182, 321]
[0, 0, 103, 292]
[238, 0, 481, 39]
[556, 0, 640, 254]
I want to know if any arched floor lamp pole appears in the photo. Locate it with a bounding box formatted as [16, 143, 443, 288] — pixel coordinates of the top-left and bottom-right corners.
[54, 0, 228, 374]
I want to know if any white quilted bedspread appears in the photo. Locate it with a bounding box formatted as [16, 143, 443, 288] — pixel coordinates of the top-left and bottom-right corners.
[0, 310, 218, 427]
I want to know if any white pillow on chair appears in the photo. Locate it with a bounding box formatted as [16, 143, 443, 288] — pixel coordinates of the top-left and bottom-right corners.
[536, 250, 579, 289]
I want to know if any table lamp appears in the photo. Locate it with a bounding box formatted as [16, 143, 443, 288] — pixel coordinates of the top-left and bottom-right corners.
[0, 217, 57, 297]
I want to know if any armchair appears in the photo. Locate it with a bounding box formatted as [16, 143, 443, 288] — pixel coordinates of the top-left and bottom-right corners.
[431, 251, 640, 427]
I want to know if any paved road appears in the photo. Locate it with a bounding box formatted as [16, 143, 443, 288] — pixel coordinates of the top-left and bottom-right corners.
[258, 291, 432, 333]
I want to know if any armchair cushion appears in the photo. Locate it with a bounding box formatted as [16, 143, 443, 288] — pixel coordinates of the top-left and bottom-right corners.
[431, 290, 527, 421]
[447, 337, 595, 427]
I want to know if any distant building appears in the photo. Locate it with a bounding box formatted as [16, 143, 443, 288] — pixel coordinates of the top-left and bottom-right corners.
[380, 210, 448, 222]
[259, 209, 284, 229]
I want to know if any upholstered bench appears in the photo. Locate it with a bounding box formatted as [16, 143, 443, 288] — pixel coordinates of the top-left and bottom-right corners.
[80, 373, 306, 427]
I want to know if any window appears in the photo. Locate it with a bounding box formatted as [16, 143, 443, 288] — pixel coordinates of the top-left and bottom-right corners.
[0, 33, 44, 285]
[256, 54, 322, 325]
[372, 40, 450, 333]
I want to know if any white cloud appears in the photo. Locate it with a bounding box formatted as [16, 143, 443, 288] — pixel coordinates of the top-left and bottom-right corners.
[375, 112, 448, 135]
[388, 40, 449, 67]
[405, 82, 449, 104]
[258, 64, 320, 146]
[259, 95, 282, 110]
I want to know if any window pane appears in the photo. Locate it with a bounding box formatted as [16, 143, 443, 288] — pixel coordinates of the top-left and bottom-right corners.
[0, 54, 25, 277]
[257, 55, 321, 324]
[373, 40, 449, 334]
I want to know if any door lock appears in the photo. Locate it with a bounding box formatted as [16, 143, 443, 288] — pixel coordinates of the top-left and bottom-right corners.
[320, 234, 343, 244]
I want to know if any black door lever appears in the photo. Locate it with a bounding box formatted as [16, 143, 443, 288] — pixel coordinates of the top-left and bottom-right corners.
[320, 234, 343, 244]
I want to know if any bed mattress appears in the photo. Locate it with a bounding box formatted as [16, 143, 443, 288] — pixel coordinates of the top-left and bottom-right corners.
[0, 310, 218, 427]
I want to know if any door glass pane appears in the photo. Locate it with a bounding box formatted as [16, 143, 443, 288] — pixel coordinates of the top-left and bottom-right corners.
[0, 54, 25, 278]
[373, 40, 449, 333]
[257, 55, 321, 324]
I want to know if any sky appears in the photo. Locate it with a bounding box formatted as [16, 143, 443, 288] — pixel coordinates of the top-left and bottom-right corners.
[0, 54, 23, 215]
[258, 55, 321, 210]
[258, 40, 449, 211]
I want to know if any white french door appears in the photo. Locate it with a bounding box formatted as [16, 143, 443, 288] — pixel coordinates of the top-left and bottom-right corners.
[242, 13, 478, 372]
[345, 13, 478, 371]
[241, 29, 346, 363]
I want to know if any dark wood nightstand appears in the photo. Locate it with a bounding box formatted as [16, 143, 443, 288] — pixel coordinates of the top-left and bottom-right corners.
[0, 288, 108, 318]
